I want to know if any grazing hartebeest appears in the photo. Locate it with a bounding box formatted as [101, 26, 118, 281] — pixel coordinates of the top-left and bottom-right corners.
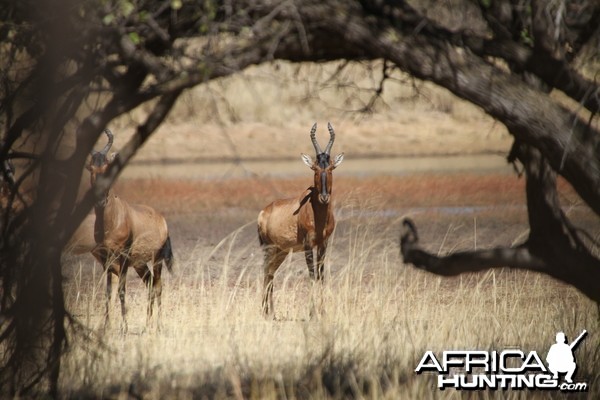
[258, 123, 344, 317]
[87, 129, 174, 332]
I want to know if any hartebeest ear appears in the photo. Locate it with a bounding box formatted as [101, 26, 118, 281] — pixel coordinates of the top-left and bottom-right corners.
[301, 153, 315, 169]
[332, 153, 344, 169]
[108, 152, 118, 164]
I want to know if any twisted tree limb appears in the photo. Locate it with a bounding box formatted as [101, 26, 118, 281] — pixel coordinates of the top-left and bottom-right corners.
[401, 142, 600, 304]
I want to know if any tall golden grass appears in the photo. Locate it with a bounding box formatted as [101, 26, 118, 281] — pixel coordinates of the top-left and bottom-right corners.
[58, 60, 597, 398]
[60, 202, 599, 399]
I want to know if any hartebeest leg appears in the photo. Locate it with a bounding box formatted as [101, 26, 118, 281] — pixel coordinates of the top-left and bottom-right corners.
[304, 244, 316, 280]
[117, 258, 129, 334]
[309, 244, 327, 319]
[316, 244, 327, 282]
[105, 270, 112, 328]
[141, 262, 163, 330]
[305, 242, 327, 281]
[262, 247, 287, 318]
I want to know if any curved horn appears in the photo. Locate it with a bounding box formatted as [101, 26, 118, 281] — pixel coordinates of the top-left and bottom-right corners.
[100, 128, 114, 155]
[324, 122, 335, 155]
[309, 123, 323, 155]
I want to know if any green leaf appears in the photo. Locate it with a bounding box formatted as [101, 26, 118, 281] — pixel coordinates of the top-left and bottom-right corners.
[102, 13, 115, 26]
[120, 1, 135, 17]
[139, 11, 149, 22]
[128, 32, 141, 45]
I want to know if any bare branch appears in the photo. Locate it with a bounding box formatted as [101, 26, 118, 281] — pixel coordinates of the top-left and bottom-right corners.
[400, 218, 546, 276]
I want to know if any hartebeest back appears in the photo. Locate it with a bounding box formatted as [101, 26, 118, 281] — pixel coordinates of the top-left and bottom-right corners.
[87, 129, 174, 332]
[258, 122, 344, 317]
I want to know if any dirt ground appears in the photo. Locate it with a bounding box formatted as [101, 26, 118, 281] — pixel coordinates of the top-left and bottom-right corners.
[65, 165, 597, 289]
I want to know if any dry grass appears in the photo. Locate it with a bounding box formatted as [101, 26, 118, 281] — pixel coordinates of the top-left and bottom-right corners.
[60, 178, 600, 399]
[57, 58, 597, 397]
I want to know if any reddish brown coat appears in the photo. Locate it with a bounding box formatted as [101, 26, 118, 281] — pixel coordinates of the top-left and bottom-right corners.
[86, 129, 173, 332]
[258, 123, 343, 317]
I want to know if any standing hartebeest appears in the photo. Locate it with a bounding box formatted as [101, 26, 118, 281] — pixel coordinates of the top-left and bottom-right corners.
[87, 129, 174, 332]
[258, 122, 344, 317]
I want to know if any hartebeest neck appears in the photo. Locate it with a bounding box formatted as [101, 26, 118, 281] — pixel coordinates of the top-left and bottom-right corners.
[93, 203, 105, 244]
[309, 187, 333, 230]
[93, 188, 113, 243]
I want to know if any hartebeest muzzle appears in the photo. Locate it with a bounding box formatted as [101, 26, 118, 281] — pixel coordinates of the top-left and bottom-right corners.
[318, 170, 331, 204]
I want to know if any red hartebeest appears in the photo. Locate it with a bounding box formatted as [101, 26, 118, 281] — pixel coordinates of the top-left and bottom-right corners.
[258, 123, 344, 317]
[87, 129, 174, 332]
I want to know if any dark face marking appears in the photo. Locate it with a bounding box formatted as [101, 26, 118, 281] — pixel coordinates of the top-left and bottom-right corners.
[90, 152, 107, 168]
[320, 171, 328, 202]
[88, 152, 109, 185]
[313, 153, 333, 205]
[316, 153, 330, 169]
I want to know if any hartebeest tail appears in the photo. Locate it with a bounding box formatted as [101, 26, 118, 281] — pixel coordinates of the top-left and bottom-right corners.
[258, 122, 344, 317]
[87, 129, 174, 332]
[159, 235, 175, 273]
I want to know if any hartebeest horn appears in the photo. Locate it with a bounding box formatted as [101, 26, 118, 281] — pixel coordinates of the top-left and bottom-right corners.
[324, 122, 335, 155]
[100, 129, 114, 155]
[309, 123, 323, 155]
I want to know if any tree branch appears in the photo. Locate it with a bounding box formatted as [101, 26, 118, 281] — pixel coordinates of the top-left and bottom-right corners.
[400, 216, 600, 304]
[315, 11, 600, 215]
[400, 219, 546, 276]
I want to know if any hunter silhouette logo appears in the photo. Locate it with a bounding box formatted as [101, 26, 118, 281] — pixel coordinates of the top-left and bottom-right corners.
[546, 330, 587, 383]
[415, 329, 589, 392]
